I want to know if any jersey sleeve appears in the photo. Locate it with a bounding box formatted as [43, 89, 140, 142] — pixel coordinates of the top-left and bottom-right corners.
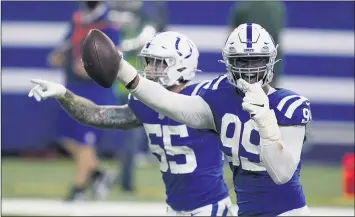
[195, 75, 230, 132]
[127, 93, 140, 108]
[196, 75, 229, 106]
[273, 94, 312, 126]
[127, 93, 137, 113]
[127, 93, 133, 106]
[127, 93, 145, 123]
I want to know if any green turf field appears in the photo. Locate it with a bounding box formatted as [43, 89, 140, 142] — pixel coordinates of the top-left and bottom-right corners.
[2, 157, 353, 207]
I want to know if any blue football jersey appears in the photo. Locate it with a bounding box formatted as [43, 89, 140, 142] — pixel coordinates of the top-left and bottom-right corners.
[197, 75, 311, 216]
[128, 82, 229, 211]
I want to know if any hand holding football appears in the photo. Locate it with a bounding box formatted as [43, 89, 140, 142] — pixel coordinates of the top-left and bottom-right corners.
[81, 29, 122, 88]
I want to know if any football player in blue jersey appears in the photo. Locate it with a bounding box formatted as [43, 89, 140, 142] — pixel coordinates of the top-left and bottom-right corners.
[28, 31, 234, 216]
[115, 23, 312, 216]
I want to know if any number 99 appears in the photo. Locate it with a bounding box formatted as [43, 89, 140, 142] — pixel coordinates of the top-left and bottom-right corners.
[302, 108, 312, 123]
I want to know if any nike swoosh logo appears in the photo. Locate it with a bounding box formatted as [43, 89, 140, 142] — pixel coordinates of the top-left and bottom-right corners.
[250, 103, 265, 107]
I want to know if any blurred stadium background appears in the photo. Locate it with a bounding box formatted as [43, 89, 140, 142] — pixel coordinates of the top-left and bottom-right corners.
[1, 1, 354, 216]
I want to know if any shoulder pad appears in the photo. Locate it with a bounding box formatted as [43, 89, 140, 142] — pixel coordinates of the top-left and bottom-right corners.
[201, 75, 229, 91]
[271, 90, 312, 126]
[194, 74, 230, 96]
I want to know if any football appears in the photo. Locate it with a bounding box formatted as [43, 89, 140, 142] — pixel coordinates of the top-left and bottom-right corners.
[81, 29, 122, 88]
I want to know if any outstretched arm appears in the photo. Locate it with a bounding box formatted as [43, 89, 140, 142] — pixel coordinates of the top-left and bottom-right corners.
[117, 60, 216, 130]
[57, 90, 141, 130]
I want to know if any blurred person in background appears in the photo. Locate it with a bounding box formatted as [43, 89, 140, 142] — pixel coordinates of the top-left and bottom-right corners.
[107, 1, 168, 192]
[47, 1, 120, 201]
[228, 1, 286, 87]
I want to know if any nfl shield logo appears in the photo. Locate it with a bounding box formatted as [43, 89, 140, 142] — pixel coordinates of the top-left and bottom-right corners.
[229, 47, 236, 53]
[261, 46, 269, 52]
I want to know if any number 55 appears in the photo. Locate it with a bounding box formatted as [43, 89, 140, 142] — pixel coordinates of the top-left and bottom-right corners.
[143, 124, 197, 174]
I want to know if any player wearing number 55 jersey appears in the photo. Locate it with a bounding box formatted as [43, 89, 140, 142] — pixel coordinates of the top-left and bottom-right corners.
[126, 31, 232, 215]
[28, 31, 233, 216]
[118, 23, 312, 216]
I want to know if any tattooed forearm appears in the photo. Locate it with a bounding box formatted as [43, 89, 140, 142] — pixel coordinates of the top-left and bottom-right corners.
[57, 90, 142, 130]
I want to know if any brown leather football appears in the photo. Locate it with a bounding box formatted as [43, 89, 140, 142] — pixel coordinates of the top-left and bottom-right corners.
[81, 29, 122, 88]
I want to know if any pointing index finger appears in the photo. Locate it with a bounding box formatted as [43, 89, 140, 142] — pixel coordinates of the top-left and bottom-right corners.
[30, 79, 48, 88]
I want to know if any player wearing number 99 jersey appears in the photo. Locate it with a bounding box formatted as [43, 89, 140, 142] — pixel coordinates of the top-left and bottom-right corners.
[197, 75, 311, 216]
[121, 23, 312, 216]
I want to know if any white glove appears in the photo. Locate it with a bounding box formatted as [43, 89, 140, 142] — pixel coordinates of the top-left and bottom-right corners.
[28, 79, 67, 102]
[238, 79, 280, 141]
[238, 79, 269, 119]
